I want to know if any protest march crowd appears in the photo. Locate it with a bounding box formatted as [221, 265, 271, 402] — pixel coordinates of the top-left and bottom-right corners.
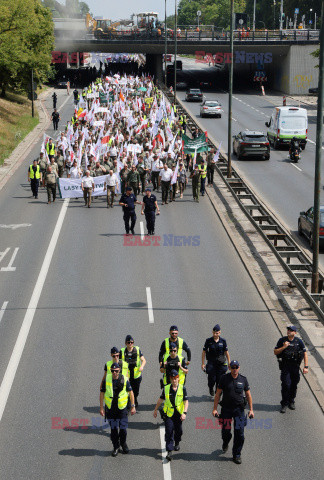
[29, 72, 221, 234]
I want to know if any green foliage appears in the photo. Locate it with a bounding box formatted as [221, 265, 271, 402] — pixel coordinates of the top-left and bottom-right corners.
[0, 0, 54, 98]
[41, 0, 90, 18]
[177, 0, 246, 28]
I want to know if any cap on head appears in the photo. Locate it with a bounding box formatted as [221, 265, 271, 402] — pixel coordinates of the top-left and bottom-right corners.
[126, 186, 132, 192]
[213, 324, 221, 332]
[110, 346, 119, 354]
[110, 362, 120, 371]
[170, 369, 179, 378]
[170, 325, 178, 332]
[287, 325, 297, 332]
[125, 335, 134, 343]
[145, 188, 151, 192]
[230, 360, 240, 368]
[169, 342, 177, 350]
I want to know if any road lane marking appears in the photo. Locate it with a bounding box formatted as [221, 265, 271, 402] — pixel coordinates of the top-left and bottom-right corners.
[146, 287, 154, 324]
[1, 248, 19, 272]
[0, 199, 69, 422]
[140, 221, 145, 240]
[291, 163, 302, 171]
[0, 302, 8, 326]
[159, 425, 172, 479]
[0, 224, 31, 230]
[57, 95, 71, 113]
[0, 248, 10, 264]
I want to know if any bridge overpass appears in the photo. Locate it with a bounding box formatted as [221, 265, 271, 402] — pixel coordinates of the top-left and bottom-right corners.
[54, 21, 320, 94]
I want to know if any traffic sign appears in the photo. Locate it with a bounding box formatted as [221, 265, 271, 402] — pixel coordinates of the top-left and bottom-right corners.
[295, 8, 299, 14]
[239, 19, 244, 25]
[309, 20, 313, 24]
[197, 10, 201, 16]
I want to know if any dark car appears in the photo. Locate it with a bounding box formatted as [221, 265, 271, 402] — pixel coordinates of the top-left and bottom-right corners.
[308, 87, 318, 95]
[298, 206, 324, 248]
[233, 131, 270, 160]
[56, 80, 68, 88]
[185, 88, 203, 101]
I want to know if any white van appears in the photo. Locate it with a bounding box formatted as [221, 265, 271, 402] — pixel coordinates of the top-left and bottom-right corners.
[265, 106, 308, 150]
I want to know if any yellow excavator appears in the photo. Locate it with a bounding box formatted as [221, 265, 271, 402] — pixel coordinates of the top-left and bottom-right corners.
[86, 13, 120, 39]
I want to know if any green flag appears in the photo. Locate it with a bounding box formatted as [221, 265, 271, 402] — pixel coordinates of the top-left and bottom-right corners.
[182, 133, 208, 154]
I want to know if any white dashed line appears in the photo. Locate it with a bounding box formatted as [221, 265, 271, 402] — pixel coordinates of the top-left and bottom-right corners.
[146, 287, 154, 324]
[0, 302, 8, 326]
[291, 163, 302, 171]
[159, 425, 172, 479]
[140, 221, 145, 240]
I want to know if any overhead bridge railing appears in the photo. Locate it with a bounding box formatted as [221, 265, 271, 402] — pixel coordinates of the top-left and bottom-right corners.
[158, 82, 324, 323]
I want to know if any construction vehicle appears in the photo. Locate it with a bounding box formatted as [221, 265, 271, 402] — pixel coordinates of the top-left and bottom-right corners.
[86, 13, 120, 39]
[136, 12, 162, 37]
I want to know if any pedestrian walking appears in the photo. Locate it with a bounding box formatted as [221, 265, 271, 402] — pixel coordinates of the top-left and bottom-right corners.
[141, 188, 160, 235]
[100, 363, 136, 457]
[199, 159, 207, 196]
[159, 326, 191, 367]
[161, 342, 188, 387]
[68, 160, 81, 179]
[207, 147, 216, 186]
[55, 149, 65, 178]
[202, 324, 230, 396]
[51, 109, 60, 131]
[274, 325, 308, 413]
[126, 164, 140, 195]
[213, 360, 254, 464]
[190, 164, 201, 202]
[151, 155, 163, 191]
[81, 170, 94, 207]
[153, 370, 189, 461]
[159, 163, 173, 205]
[120, 335, 146, 408]
[67, 80, 70, 95]
[104, 170, 118, 208]
[177, 163, 187, 198]
[38, 152, 47, 188]
[44, 165, 58, 204]
[52, 92, 57, 109]
[119, 187, 141, 235]
[28, 159, 42, 199]
[101, 347, 129, 385]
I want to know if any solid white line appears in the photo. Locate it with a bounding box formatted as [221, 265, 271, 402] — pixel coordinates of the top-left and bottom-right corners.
[0, 302, 8, 326]
[0, 198, 69, 422]
[1, 247, 19, 272]
[58, 95, 72, 113]
[291, 163, 302, 172]
[140, 221, 145, 240]
[159, 425, 172, 479]
[146, 287, 154, 324]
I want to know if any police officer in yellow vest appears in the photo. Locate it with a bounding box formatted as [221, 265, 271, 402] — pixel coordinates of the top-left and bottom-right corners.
[199, 159, 207, 196]
[101, 347, 129, 387]
[161, 342, 188, 387]
[120, 335, 146, 408]
[28, 159, 42, 199]
[153, 369, 189, 461]
[100, 363, 135, 457]
[159, 325, 191, 368]
[46, 139, 55, 159]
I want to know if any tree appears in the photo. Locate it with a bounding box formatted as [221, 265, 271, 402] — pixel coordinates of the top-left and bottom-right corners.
[0, 0, 54, 98]
[177, 0, 247, 28]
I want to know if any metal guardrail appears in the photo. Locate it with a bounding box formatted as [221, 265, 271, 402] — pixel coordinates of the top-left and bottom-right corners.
[158, 82, 324, 323]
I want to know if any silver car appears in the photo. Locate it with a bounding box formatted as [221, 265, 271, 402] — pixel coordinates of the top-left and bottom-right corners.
[200, 100, 223, 118]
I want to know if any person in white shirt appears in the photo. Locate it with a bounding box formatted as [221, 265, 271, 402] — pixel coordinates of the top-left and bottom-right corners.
[151, 155, 163, 192]
[159, 164, 173, 205]
[104, 170, 119, 208]
[81, 170, 95, 208]
[68, 160, 81, 178]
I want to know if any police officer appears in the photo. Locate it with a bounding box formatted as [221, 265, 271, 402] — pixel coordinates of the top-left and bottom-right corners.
[161, 342, 188, 387]
[274, 325, 308, 413]
[120, 335, 146, 408]
[101, 347, 129, 386]
[46, 139, 56, 160]
[159, 326, 191, 367]
[202, 324, 230, 396]
[153, 370, 189, 461]
[28, 159, 42, 199]
[51, 108, 60, 131]
[119, 186, 141, 235]
[213, 360, 254, 465]
[100, 363, 136, 457]
[141, 188, 160, 235]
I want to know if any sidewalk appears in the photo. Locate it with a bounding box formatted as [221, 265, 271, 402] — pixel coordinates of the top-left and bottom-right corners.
[0, 88, 53, 191]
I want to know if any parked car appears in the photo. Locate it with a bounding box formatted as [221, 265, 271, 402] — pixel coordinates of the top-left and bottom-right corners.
[200, 100, 223, 118]
[309, 87, 318, 95]
[233, 131, 270, 160]
[56, 79, 68, 88]
[185, 88, 203, 101]
[298, 206, 324, 248]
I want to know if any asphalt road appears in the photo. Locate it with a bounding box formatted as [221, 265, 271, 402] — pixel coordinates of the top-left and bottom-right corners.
[0, 86, 323, 480]
[177, 58, 324, 269]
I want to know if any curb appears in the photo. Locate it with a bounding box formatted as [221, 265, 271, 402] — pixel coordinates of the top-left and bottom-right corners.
[0, 88, 53, 191]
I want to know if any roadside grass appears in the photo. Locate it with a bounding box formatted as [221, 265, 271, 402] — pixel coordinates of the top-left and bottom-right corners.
[0, 91, 39, 166]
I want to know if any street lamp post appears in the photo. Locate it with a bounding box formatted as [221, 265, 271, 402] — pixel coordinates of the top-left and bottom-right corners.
[253, 0, 256, 31]
[273, 1, 276, 30]
[165, 0, 167, 86]
[174, 0, 178, 103]
[310, 8, 313, 28]
[227, 0, 234, 178]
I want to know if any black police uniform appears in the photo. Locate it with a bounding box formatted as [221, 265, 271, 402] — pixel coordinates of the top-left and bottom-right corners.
[119, 347, 144, 402]
[120, 193, 137, 234]
[100, 375, 132, 450]
[218, 373, 249, 458]
[275, 336, 306, 407]
[142, 193, 157, 234]
[160, 385, 188, 452]
[203, 336, 228, 392]
[163, 355, 187, 385]
[52, 111, 60, 131]
[159, 338, 191, 364]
